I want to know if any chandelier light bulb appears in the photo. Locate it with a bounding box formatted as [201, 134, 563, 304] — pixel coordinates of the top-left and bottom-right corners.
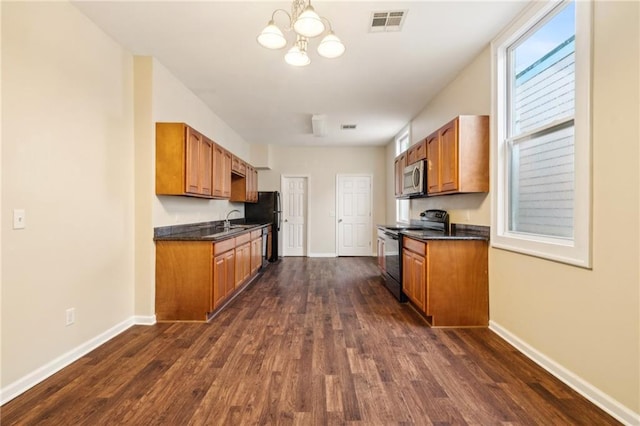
[257, 20, 287, 49]
[284, 45, 311, 67]
[293, 5, 325, 38]
[317, 32, 345, 59]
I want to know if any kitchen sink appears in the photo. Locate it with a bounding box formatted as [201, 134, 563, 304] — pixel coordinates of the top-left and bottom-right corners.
[201, 228, 246, 239]
[201, 224, 259, 240]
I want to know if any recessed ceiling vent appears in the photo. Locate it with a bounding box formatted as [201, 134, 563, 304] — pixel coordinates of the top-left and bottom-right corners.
[369, 10, 407, 32]
[341, 124, 357, 130]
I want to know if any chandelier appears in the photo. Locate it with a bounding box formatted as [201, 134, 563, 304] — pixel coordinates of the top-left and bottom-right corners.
[257, 0, 345, 66]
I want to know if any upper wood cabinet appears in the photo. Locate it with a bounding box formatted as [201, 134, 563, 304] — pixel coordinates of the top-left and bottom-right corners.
[156, 122, 257, 201]
[156, 123, 213, 198]
[407, 139, 427, 165]
[231, 155, 246, 176]
[230, 163, 259, 203]
[213, 144, 231, 199]
[427, 115, 489, 195]
[394, 152, 407, 197]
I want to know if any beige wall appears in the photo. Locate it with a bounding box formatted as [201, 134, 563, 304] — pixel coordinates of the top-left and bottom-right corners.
[490, 1, 639, 416]
[1, 1, 135, 387]
[259, 145, 387, 256]
[385, 1, 640, 419]
[399, 46, 492, 226]
[150, 59, 249, 227]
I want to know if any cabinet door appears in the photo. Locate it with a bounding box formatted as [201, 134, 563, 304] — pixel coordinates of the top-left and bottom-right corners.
[439, 119, 459, 192]
[223, 250, 235, 298]
[407, 140, 426, 164]
[184, 128, 213, 196]
[250, 237, 262, 275]
[410, 252, 426, 312]
[200, 137, 213, 196]
[426, 132, 440, 194]
[222, 151, 232, 198]
[235, 243, 251, 288]
[185, 127, 202, 195]
[212, 252, 227, 309]
[212, 144, 232, 199]
[402, 250, 415, 301]
[402, 247, 426, 312]
[394, 153, 407, 197]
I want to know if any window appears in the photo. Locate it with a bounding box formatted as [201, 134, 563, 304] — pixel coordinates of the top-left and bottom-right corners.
[396, 128, 410, 223]
[492, 0, 592, 268]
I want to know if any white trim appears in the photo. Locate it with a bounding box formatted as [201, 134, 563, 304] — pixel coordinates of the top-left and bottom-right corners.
[134, 315, 157, 325]
[308, 252, 337, 258]
[0, 316, 143, 405]
[280, 174, 310, 257]
[490, 321, 640, 426]
[491, 0, 592, 269]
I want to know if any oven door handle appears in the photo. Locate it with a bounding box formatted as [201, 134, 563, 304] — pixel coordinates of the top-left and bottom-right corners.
[383, 231, 399, 240]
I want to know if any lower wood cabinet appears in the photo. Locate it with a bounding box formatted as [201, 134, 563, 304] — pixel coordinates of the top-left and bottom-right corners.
[155, 228, 265, 322]
[234, 233, 251, 289]
[402, 236, 488, 327]
[250, 230, 262, 276]
[212, 239, 235, 310]
[402, 238, 426, 312]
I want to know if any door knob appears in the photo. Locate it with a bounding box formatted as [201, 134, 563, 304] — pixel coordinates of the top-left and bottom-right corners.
[284, 219, 288, 222]
[338, 219, 343, 223]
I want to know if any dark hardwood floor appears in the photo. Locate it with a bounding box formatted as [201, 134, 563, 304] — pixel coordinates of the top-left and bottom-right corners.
[1, 257, 620, 425]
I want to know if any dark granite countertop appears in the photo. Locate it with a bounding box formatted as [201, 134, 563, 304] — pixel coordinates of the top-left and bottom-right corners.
[154, 220, 268, 242]
[379, 223, 490, 242]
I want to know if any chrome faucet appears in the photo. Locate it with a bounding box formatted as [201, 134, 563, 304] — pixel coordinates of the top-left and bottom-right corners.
[224, 209, 241, 230]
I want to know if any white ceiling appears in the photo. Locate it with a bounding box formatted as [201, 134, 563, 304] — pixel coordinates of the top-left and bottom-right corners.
[72, 1, 528, 147]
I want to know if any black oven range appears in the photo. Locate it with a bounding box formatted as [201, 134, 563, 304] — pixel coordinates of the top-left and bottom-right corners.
[377, 210, 450, 302]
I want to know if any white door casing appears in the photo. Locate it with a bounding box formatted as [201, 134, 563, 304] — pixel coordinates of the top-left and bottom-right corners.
[282, 176, 307, 257]
[337, 175, 372, 256]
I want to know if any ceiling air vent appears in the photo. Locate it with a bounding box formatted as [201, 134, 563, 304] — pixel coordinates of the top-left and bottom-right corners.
[369, 10, 407, 32]
[341, 124, 357, 130]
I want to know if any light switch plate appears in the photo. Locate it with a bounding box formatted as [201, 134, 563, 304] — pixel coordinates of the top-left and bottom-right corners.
[13, 209, 26, 229]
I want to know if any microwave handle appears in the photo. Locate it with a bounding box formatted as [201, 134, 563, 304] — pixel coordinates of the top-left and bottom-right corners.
[412, 166, 420, 189]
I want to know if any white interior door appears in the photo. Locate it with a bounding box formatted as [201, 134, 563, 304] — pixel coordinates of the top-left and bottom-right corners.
[282, 177, 307, 257]
[337, 175, 372, 256]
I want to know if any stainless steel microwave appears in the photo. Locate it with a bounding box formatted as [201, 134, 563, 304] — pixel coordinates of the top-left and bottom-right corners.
[402, 160, 426, 197]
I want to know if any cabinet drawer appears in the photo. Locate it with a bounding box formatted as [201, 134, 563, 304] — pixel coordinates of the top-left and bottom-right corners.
[251, 230, 262, 240]
[403, 237, 426, 256]
[235, 232, 250, 245]
[213, 238, 235, 256]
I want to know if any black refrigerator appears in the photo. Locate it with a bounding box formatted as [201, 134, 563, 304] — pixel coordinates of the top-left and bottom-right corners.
[245, 191, 281, 262]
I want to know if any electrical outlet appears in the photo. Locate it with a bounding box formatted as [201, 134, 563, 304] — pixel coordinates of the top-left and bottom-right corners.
[13, 209, 26, 229]
[66, 308, 75, 326]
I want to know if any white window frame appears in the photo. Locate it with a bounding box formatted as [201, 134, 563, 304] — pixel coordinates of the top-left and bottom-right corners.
[491, 0, 592, 268]
[395, 126, 410, 223]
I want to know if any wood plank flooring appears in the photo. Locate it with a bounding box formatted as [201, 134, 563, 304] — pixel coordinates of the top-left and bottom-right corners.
[1, 257, 620, 425]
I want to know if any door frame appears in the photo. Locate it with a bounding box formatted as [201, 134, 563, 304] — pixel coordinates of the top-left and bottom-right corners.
[335, 174, 374, 256]
[280, 174, 310, 257]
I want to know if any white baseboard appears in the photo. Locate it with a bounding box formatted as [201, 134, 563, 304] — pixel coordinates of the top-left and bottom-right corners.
[0, 315, 156, 405]
[308, 253, 337, 258]
[134, 315, 157, 325]
[489, 321, 640, 426]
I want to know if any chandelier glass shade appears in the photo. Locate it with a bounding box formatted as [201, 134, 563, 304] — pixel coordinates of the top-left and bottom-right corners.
[257, 0, 345, 66]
